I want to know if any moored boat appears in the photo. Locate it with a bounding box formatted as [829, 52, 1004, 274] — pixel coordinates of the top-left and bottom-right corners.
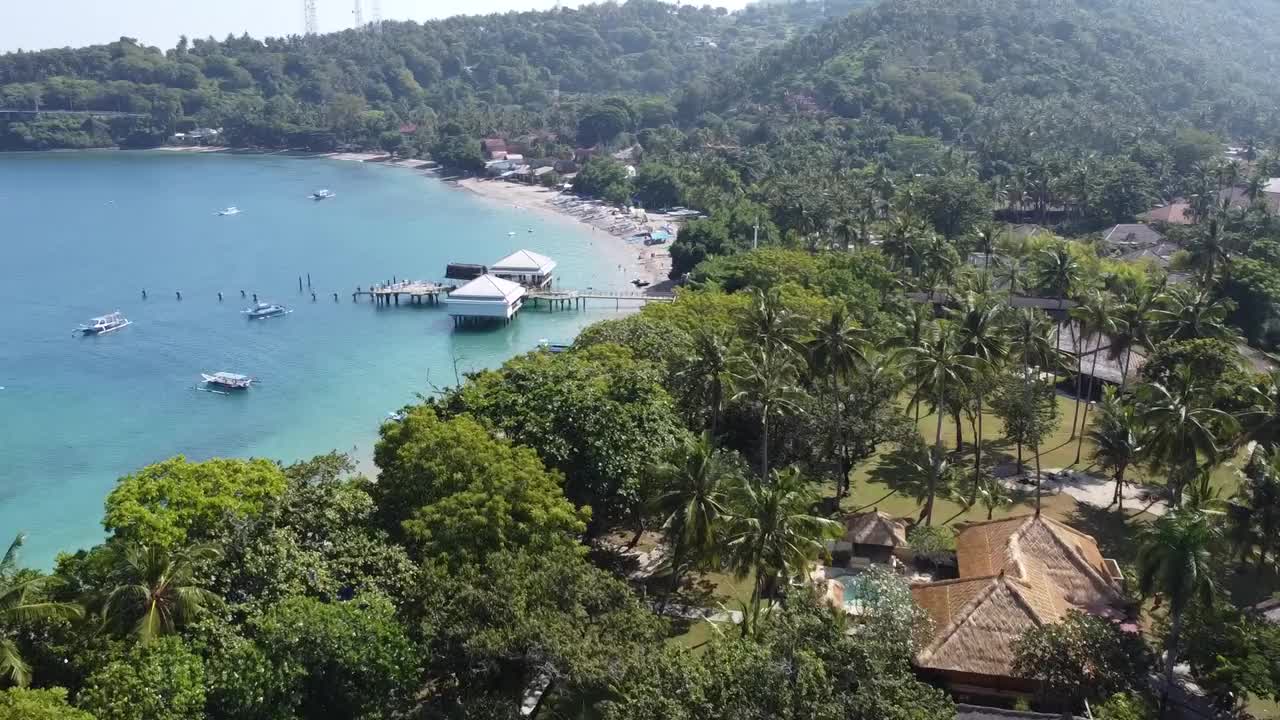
[201, 372, 254, 390]
[75, 311, 131, 335]
[242, 302, 291, 319]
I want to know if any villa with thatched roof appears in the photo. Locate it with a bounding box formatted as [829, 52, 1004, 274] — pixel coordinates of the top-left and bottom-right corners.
[834, 510, 909, 566]
[910, 515, 1125, 699]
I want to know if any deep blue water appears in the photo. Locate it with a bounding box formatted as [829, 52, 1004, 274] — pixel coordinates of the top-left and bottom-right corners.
[0, 151, 635, 567]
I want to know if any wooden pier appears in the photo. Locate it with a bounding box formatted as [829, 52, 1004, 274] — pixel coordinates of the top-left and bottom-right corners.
[353, 281, 454, 305]
[526, 288, 674, 310]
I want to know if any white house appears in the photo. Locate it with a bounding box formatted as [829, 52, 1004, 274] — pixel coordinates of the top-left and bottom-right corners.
[490, 249, 557, 289]
[446, 274, 526, 325]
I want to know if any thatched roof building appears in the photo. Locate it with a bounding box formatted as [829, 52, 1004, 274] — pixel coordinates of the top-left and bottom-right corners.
[835, 510, 910, 565]
[910, 515, 1124, 698]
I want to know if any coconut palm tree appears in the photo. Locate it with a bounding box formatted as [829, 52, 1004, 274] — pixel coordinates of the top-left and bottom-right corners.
[974, 223, 1001, 269]
[729, 347, 805, 478]
[1032, 242, 1082, 357]
[1185, 218, 1232, 286]
[1070, 290, 1124, 461]
[1231, 446, 1280, 575]
[1151, 285, 1234, 343]
[901, 322, 981, 524]
[1088, 388, 1144, 511]
[1137, 511, 1218, 716]
[99, 543, 221, 644]
[974, 473, 1013, 520]
[1140, 368, 1238, 506]
[650, 433, 735, 608]
[0, 535, 82, 686]
[1109, 284, 1161, 392]
[1242, 370, 1280, 449]
[807, 307, 867, 493]
[891, 303, 934, 422]
[950, 293, 1008, 500]
[677, 326, 733, 436]
[1007, 307, 1071, 501]
[723, 466, 839, 632]
[740, 287, 805, 357]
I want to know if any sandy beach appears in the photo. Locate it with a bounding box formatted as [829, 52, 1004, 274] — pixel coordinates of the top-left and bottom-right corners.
[455, 177, 675, 286]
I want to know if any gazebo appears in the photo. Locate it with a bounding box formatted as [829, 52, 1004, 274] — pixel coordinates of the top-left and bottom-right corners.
[446, 274, 526, 326]
[834, 510, 909, 566]
[491, 249, 557, 289]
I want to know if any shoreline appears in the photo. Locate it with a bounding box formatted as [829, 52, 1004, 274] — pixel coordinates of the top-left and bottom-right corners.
[452, 177, 675, 287]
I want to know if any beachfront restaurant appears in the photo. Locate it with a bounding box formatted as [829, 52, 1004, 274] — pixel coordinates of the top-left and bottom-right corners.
[446, 274, 526, 326]
[491, 249, 557, 289]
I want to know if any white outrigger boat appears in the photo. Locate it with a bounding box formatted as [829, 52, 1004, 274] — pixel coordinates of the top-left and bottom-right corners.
[216, 206, 241, 216]
[309, 189, 335, 201]
[201, 372, 254, 390]
[242, 302, 291, 319]
[75, 311, 132, 335]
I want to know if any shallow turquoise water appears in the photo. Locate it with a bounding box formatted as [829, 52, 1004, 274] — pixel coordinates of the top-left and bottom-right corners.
[0, 151, 636, 566]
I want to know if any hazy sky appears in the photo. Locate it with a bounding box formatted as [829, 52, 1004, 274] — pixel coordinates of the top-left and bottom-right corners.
[3, 0, 751, 53]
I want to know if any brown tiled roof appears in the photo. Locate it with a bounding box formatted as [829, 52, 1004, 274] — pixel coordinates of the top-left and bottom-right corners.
[843, 510, 908, 547]
[911, 515, 1121, 678]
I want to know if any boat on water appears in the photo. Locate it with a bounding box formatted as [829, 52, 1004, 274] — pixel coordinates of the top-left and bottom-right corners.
[201, 372, 254, 390]
[309, 189, 335, 201]
[216, 206, 241, 216]
[242, 302, 292, 319]
[537, 338, 572, 354]
[75, 311, 132, 335]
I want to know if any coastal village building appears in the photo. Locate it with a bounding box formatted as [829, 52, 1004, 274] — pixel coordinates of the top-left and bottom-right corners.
[491, 249, 557, 289]
[910, 515, 1125, 700]
[446, 274, 526, 325]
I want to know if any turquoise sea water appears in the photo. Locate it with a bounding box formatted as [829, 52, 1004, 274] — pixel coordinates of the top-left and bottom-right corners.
[0, 151, 636, 567]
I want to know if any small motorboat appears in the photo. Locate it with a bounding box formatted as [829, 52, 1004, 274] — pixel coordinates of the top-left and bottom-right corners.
[76, 311, 131, 335]
[537, 338, 572, 354]
[201, 372, 254, 390]
[309, 189, 335, 201]
[630, 279, 651, 288]
[242, 302, 291, 319]
[387, 410, 407, 422]
[216, 206, 241, 216]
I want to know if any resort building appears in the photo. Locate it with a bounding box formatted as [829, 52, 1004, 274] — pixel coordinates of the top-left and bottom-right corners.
[910, 515, 1125, 700]
[491, 249, 557, 289]
[446, 274, 526, 325]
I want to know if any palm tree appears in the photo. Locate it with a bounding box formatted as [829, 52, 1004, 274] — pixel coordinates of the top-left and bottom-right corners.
[740, 287, 805, 357]
[891, 303, 933, 422]
[974, 473, 1013, 520]
[0, 535, 82, 686]
[1032, 242, 1082, 358]
[723, 467, 839, 632]
[99, 543, 221, 644]
[1137, 511, 1218, 716]
[1088, 388, 1144, 511]
[729, 347, 805, 477]
[1140, 368, 1238, 506]
[973, 223, 1001, 270]
[1185, 218, 1232, 286]
[950, 293, 1007, 500]
[1109, 284, 1160, 392]
[901, 322, 980, 525]
[1070, 290, 1123, 461]
[677, 327, 732, 436]
[650, 433, 735, 608]
[807, 307, 867, 496]
[1008, 308, 1071, 502]
[1151, 285, 1234, 343]
[1232, 447, 1280, 575]
[1241, 370, 1280, 449]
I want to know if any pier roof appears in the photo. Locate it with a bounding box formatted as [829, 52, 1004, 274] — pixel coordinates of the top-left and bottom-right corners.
[450, 274, 526, 303]
[492, 249, 557, 275]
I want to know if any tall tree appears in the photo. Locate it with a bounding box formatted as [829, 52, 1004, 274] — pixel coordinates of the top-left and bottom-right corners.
[1151, 285, 1234, 343]
[1070, 290, 1123, 459]
[1137, 511, 1219, 716]
[723, 467, 838, 632]
[1140, 368, 1238, 506]
[950, 292, 1007, 500]
[98, 543, 221, 644]
[1088, 388, 1145, 511]
[650, 433, 736, 607]
[729, 346, 805, 477]
[901, 322, 979, 524]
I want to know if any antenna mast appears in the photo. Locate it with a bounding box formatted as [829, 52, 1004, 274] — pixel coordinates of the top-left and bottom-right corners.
[304, 0, 318, 35]
[371, 0, 382, 31]
[352, 0, 363, 28]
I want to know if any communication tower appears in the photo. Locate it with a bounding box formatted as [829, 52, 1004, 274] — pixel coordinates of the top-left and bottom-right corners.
[352, 0, 364, 28]
[303, 0, 318, 35]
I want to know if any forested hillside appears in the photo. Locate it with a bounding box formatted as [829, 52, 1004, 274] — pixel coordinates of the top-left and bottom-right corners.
[719, 0, 1280, 161]
[0, 0, 870, 151]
